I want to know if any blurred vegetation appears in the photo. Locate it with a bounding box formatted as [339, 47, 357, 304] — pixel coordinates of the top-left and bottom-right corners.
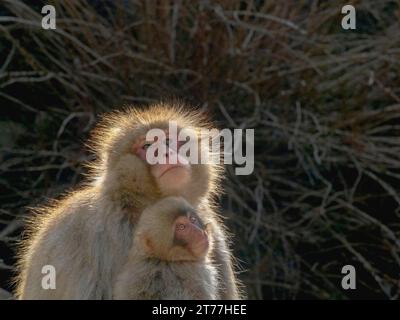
[1, 0, 400, 299]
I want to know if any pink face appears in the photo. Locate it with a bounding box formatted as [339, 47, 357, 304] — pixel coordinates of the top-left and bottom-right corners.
[133, 131, 191, 193]
[174, 214, 209, 259]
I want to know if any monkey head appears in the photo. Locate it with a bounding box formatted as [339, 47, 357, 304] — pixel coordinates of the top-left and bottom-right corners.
[89, 103, 222, 209]
[135, 197, 211, 261]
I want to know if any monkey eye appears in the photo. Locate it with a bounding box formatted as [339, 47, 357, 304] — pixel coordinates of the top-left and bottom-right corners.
[190, 216, 197, 223]
[142, 142, 152, 150]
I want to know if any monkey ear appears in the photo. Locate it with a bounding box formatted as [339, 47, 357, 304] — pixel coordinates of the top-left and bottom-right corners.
[141, 232, 154, 255]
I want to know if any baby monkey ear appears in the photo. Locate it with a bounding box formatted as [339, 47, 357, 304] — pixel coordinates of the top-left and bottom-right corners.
[140, 231, 154, 255]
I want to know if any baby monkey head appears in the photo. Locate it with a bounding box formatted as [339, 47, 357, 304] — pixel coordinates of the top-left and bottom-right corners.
[135, 197, 211, 262]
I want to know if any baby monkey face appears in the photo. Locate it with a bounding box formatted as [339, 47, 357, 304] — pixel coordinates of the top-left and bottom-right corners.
[139, 197, 211, 262]
[173, 209, 210, 260]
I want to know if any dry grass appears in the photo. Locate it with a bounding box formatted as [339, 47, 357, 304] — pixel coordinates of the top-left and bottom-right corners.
[1, 0, 400, 299]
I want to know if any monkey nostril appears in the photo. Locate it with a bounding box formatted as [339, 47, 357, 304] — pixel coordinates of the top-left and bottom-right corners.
[176, 224, 185, 231]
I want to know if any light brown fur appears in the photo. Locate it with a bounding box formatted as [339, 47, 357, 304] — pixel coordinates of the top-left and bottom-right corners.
[14, 101, 243, 300]
[114, 197, 218, 299]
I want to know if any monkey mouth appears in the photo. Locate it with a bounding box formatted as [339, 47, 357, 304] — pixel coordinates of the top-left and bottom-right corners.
[159, 165, 184, 178]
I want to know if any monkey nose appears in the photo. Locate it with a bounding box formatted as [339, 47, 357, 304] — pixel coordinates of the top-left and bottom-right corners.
[176, 223, 185, 231]
[175, 216, 192, 231]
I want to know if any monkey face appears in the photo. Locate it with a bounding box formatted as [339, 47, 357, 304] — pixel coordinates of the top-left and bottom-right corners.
[137, 197, 211, 262]
[130, 127, 211, 200]
[133, 133, 192, 194]
[173, 213, 210, 260]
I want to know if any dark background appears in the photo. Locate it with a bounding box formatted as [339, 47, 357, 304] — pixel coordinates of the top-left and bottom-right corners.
[1, 0, 400, 299]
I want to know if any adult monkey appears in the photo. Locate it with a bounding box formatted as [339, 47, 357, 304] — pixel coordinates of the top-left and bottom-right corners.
[15, 102, 243, 299]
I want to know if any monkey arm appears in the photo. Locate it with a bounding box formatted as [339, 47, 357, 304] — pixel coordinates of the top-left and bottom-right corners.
[16, 191, 134, 300]
[16, 207, 98, 299]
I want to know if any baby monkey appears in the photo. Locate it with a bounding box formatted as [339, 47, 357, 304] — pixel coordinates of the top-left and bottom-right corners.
[114, 197, 219, 300]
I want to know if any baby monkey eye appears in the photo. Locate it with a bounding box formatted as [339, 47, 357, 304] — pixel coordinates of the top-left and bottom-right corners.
[190, 216, 197, 223]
